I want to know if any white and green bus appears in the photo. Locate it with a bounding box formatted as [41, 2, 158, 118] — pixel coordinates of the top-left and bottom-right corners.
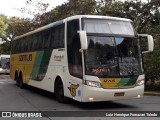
[11, 15, 154, 102]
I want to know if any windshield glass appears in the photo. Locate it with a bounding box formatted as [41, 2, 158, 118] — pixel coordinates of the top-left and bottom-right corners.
[83, 19, 135, 35]
[85, 36, 143, 77]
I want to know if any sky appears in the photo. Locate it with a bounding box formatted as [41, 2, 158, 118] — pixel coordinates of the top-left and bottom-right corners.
[0, 0, 68, 18]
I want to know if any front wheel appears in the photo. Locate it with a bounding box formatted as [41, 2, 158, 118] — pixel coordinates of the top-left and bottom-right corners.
[54, 79, 68, 103]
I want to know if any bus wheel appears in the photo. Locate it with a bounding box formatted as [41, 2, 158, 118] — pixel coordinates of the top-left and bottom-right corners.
[19, 73, 25, 89]
[15, 72, 19, 87]
[55, 78, 68, 103]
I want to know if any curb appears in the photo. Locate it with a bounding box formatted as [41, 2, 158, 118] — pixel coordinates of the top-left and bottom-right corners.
[144, 91, 160, 96]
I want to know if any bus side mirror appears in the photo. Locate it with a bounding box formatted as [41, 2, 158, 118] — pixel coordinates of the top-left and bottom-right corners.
[78, 31, 88, 50]
[138, 34, 154, 54]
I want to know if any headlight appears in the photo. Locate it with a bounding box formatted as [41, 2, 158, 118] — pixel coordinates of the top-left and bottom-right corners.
[84, 80, 102, 88]
[136, 79, 144, 86]
[0, 68, 3, 71]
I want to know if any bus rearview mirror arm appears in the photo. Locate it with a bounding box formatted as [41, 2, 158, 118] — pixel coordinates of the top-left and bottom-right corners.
[78, 31, 88, 51]
[138, 34, 154, 54]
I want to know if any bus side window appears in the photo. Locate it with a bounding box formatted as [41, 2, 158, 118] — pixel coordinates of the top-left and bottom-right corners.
[59, 25, 64, 48]
[27, 36, 32, 52]
[54, 28, 59, 48]
[50, 24, 64, 49]
[11, 41, 15, 54]
[16, 40, 20, 53]
[32, 34, 37, 51]
[50, 28, 55, 49]
[43, 30, 50, 49]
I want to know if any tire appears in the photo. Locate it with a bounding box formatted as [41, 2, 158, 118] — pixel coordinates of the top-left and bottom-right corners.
[19, 73, 25, 89]
[15, 73, 19, 87]
[54, 78, 68, 103]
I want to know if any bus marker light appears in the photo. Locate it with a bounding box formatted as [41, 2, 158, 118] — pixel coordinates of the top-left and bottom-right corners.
[137, 95, 142, 98]
[89, 98, 94, 101]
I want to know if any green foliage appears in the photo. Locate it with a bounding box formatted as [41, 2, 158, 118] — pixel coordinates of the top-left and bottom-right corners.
[7, 17, 36, 37]
[34, 0, 97, 26]
[0, 16, 35, 54]
[0, 15, 9, 54]
[0, 41, 10, 54]
[0, 15, 8, 37]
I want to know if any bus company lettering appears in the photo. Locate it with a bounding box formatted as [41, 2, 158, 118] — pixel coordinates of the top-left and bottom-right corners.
[19, 54, 32, 62]
[104, 79, 116, 83]
[54, 55, 64, 62]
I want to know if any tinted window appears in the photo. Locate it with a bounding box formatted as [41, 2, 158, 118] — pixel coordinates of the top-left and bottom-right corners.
[11, 23, 65, 54]
[67, 19, 82, 78]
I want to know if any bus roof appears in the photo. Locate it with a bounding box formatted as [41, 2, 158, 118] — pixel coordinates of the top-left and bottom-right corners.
[64, 15, 132, 22]
[14, 15, 132, 40]
[14, 20, 63, 40]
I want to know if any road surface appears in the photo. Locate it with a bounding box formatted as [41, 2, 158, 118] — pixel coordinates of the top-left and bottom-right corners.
[0, 75, 159, 120]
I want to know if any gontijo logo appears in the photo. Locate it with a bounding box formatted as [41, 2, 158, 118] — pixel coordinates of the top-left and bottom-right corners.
[19, 54, 32, 61]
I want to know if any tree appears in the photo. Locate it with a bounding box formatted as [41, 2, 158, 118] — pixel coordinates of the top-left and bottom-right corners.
[33, 0, 97, 27]
[16, 0, 49, 18]
[0, 15, 7, 39]
[0, 15, 9, 54]
[0, 16, 36, 54]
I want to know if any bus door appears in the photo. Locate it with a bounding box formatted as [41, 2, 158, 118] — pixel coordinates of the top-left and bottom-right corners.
[66, 19, 83, 101]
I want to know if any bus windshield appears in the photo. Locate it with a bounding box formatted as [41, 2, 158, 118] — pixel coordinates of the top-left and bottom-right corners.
[85, 36, 143, 77]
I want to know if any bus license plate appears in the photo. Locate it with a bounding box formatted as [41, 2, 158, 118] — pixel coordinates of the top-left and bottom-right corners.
[114, 92, 125, 97]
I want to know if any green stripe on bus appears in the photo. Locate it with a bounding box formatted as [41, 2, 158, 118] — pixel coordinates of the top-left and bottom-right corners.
[116, 77, 138, 87]
[126, 77, 137, 86]
[116, 78, 130, 87]
[31, 50, 52, 81]
[31, 51, 44, 80]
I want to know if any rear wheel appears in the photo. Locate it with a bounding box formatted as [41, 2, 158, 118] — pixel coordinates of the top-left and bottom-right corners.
[15, 72, 19, 87]
[54, 78, 68, 103]
[18, 73, 25, 89]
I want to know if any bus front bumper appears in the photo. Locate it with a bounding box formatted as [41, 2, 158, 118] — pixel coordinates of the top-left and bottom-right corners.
[81, 85, 144, 102]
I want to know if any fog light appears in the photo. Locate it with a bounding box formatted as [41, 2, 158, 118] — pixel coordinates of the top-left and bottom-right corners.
[89, 98, 94, 101]
[137, 95, 142, 98]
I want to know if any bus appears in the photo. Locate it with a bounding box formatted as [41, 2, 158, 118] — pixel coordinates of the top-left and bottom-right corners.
[0, 54, 10, 74]
[10, 15, 154, 102]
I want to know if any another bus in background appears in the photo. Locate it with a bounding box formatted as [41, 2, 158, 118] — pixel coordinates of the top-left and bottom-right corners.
[0, 54, 10, 74]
